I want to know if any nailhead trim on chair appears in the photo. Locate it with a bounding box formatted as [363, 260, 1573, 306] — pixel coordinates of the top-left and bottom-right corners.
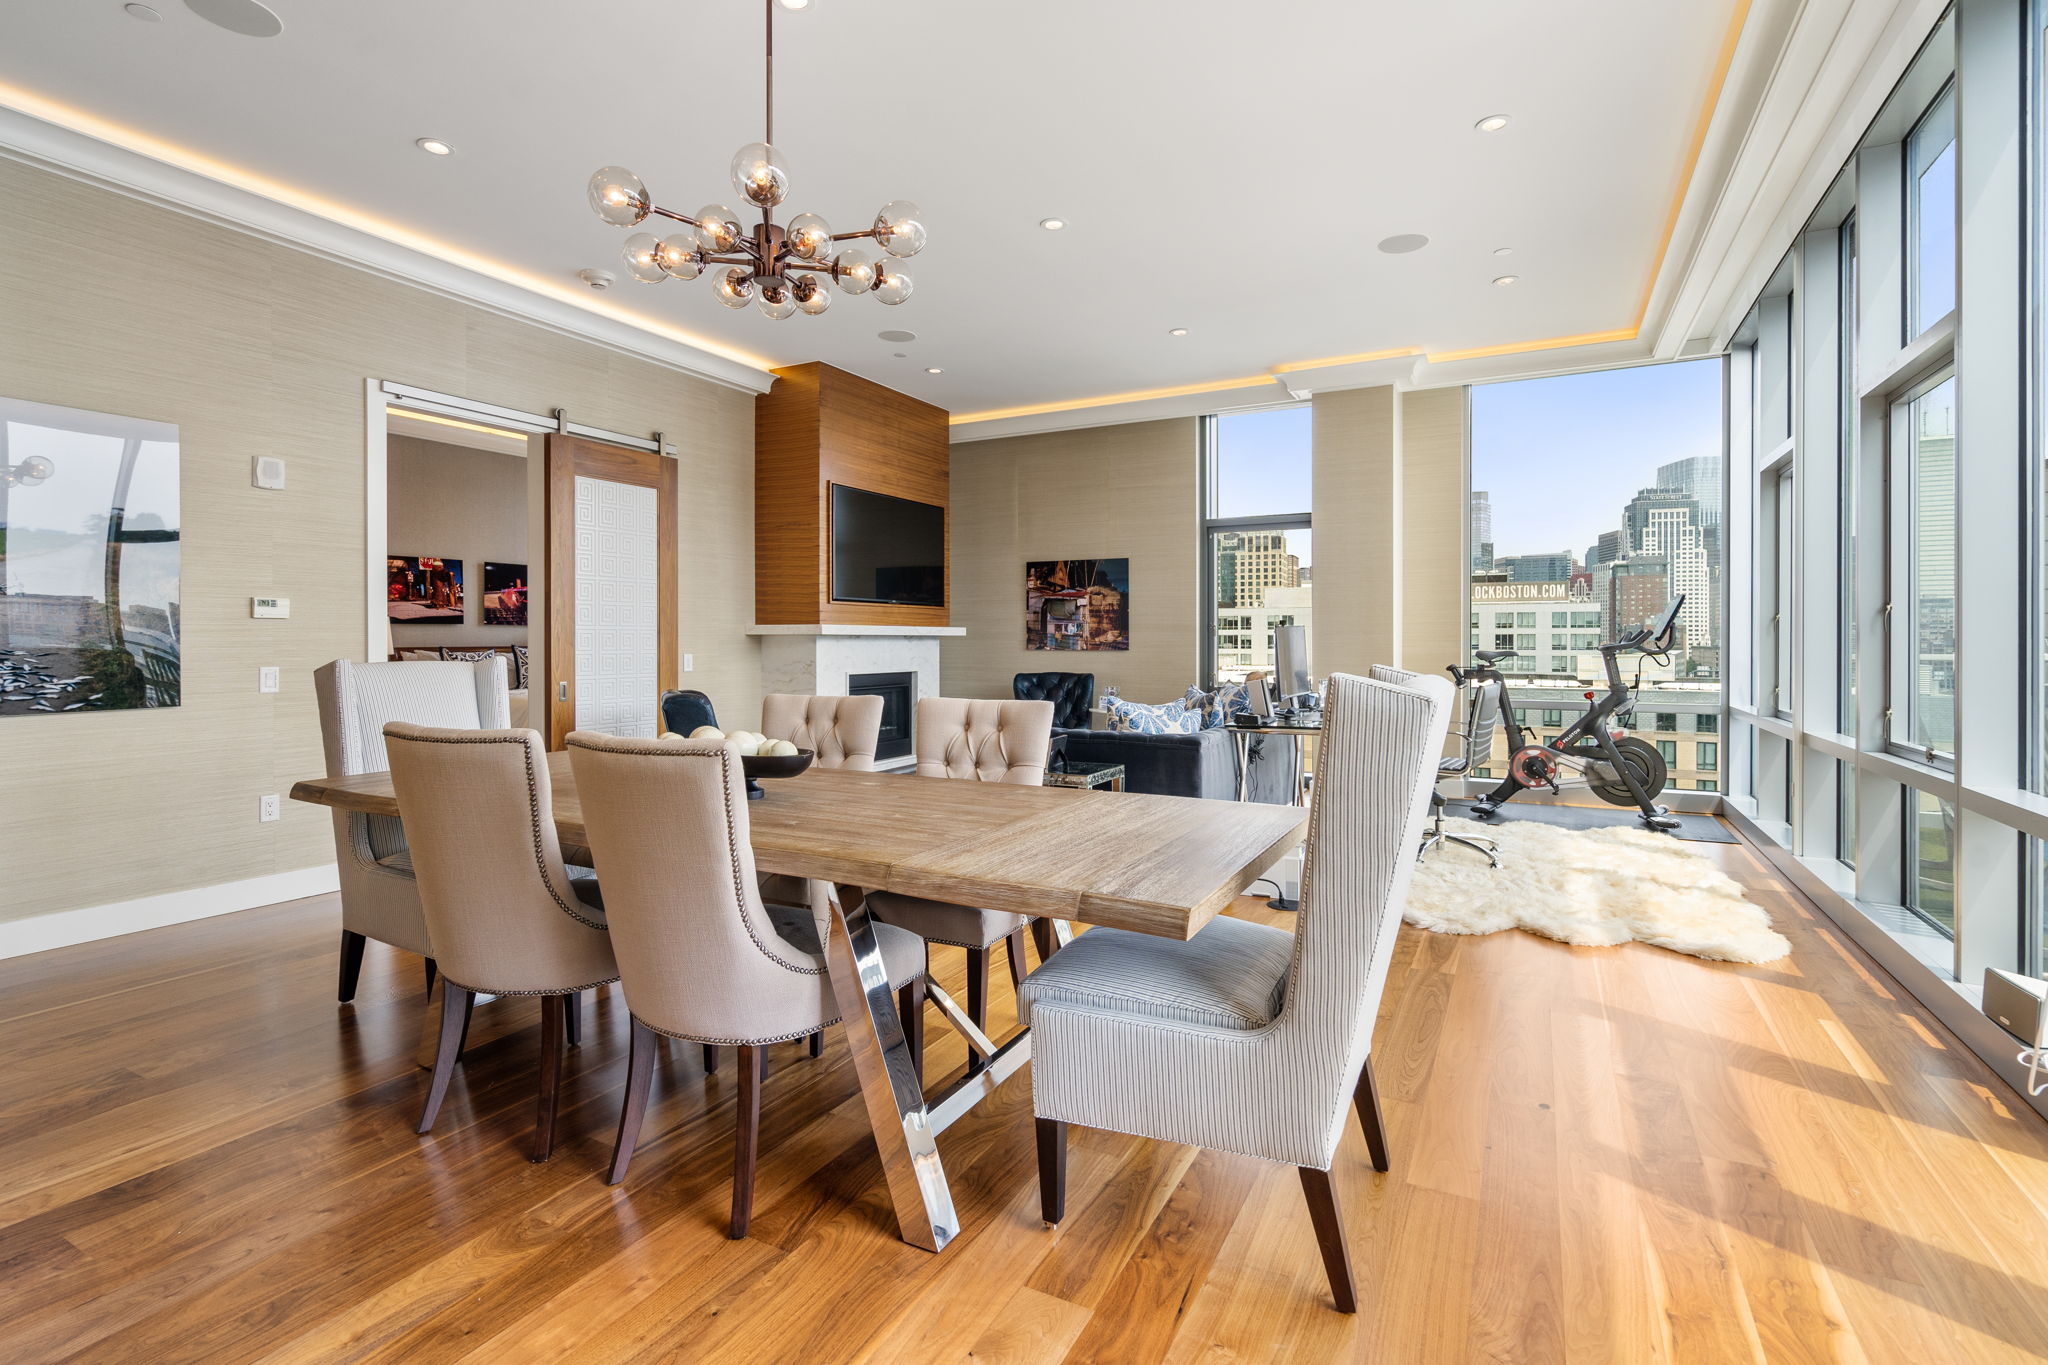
[442, 972, 621, 998]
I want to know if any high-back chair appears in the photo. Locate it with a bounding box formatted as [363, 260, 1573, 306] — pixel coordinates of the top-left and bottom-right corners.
[383, 722, 616, 1163]
[865, 697, 1055, 1078]
[1372, 665, 1498, 867]
[1012, 671, 1095, 730]
[1019, 671, 1452, 1312]
[659, 688, 719, 737]
[312, 658, 510, 1002]
[565, 732, 929, 1237]
[760, 693, 885, 771]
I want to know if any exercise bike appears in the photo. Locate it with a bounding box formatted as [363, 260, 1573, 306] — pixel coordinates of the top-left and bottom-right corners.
[1454, 596, 1685, 832]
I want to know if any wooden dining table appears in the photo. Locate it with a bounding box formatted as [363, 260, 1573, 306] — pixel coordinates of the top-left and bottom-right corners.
[291, 754, 1306, 1253]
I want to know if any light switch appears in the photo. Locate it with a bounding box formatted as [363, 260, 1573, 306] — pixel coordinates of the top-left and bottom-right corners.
[683, 653, 694, 672]
[258, 667, 280, 693]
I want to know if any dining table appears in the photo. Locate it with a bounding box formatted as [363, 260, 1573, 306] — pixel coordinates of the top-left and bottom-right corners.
[291, 753, 1307, 1253]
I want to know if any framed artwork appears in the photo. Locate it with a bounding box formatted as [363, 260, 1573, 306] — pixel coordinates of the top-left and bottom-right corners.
[482, 561, 528, 627]
[388, 555, 464, 622]
[1025, 558, 1129, 651]
[0, 396, 181, 716]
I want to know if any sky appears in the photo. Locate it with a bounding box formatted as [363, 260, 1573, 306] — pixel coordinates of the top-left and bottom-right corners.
[1471, 358, 1723, 560]
[1214, 406, 1313, 520]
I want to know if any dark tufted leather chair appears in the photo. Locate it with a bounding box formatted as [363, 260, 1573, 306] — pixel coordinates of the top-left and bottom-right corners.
[659, 689, 719, 737]
[1013, 671, 1095, 730]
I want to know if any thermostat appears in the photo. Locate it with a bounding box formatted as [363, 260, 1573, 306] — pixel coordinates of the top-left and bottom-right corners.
[251, 596, 290, 618]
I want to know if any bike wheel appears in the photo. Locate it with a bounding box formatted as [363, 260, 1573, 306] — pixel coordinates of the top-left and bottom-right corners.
[1587, 736, 1668, 807]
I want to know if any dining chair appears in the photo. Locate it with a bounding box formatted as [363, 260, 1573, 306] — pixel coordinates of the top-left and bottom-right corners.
[382, 722, 617, 1163]
[312, 658, 509, 1003]
[865, 696, 1055, 1078]
[564, 731, 930, 1237]
[1019, 670, 1452, 1312]
[659, 688, 719, 737]
[1372, 664, 1498, 868]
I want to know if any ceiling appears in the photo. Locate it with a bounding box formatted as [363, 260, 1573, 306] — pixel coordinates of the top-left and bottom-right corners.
[0, 0, 1746, 419]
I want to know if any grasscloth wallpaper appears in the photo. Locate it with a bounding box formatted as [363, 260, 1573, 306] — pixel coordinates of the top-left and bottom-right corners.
[0, 155, 756, 927]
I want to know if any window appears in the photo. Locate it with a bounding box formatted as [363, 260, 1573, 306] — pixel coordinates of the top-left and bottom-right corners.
[1904, 790, 1956, 934]
[1494, 633, 1515, 650]
[1551, 612, 1569, 627]
[1839, 215, 1860, 735]
[1838, 761, 1856, 870]
[1541, 709, 1564, 727]
[1655, 712, 1678, 731]
[1656, 739, 1678, 765]
[1552, 656, 1572, 672]
[1516, 612, 1536, 628]
[1696, 713, 1718, 733]
[1516, 634, 1536, 650]
[1571, 611, 1600, 628]
[1696, 779, 1719, 792]
[1698, 741, 1719, 771]
[1890, 374, 1956, 760]
[1770, 466, 1795, 716]
[1203, 408, 1311, 684]
[1552, 633, 1567, 648]
[1907, 84, 1956, 338]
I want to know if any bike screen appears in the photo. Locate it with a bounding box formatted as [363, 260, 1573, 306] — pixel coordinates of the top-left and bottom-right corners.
[1645, 595, 1684, 651]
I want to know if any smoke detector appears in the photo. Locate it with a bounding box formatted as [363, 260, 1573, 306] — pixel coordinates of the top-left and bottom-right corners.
[578, 268, 616, 291]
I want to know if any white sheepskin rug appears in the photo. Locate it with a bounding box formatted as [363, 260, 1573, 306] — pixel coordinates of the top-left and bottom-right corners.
[1403, 816, 1791, 964]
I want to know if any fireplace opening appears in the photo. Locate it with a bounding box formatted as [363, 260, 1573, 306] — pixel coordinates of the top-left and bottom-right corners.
[848, 671, 916, 762]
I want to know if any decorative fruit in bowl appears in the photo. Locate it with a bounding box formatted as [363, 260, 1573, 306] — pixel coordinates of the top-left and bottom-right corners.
[739, 745, 813, 798]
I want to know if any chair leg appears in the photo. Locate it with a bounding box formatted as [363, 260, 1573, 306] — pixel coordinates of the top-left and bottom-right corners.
[965, 947, 990, 1077]
[532, 994, 566, 1163]
[607, 1018, 658, 1185]
[898, 978, 926, 1087]
[338, 930, 367, 1003]
[1036, 1118, 1068, 1226]
[564, 990, 583, 1048]
[1029, 917, 1060, 964]
[423, 956, 438, 998]
[1297, 1167, 1358, 1314]
[730, 1043, 765, 1239]
[416, 984, 475, 1134]
[807, 1030, 823, 1059]
[1005, 929, 1030, 988]
[703, 1044, 719, 1074]
[1354, 1057, 1390, 1173]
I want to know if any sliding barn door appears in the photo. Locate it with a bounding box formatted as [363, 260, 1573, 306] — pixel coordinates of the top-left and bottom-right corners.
[544, 434, 677, 748]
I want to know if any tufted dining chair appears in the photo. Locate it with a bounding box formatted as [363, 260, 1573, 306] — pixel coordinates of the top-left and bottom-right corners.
[565, 731, 930, 1237]
[1018, 671, 1452, 1312]
[866, 696, 1055, 1079]
[382, 722, 617, 1163]
[313, 658, 509, 1003]
[760, 692, 885, 771]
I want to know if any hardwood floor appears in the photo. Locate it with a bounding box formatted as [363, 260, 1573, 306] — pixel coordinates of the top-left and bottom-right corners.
[6, 830, 2048, 1363]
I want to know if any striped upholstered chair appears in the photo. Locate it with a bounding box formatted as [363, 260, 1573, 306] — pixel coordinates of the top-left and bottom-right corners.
[1019, 669, 1452, 1312]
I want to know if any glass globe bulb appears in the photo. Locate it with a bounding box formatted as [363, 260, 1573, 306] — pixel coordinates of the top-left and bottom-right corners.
[729, 142, 789, 208]
[713, 266, 755, 309]
[873, 200, 926, 258]
[621, 232, 668, 283]
[13, 455, 54, 486]
[755, 280, 798, 321]
[873, 264, 914, 305]
[787, 212, 833, 261]
[695, 205, 744, 255]
[792, 273, 832, 315]
[657, 235, 702, 280]
[588, 166, 649, 226]
[833, 247, 875, 295]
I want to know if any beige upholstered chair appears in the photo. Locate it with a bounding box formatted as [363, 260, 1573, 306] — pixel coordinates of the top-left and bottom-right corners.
[565, 731, 929, 1237]
[1019, 671, 1452, 1312]
[761, 692, 885, 771]
[312, 658, 509, 1002]
[866, 697, 1055, 1075]
[383, 722, 616, 1163]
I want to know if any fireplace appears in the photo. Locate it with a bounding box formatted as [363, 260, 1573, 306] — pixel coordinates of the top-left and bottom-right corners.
[848, 671, 916, 762]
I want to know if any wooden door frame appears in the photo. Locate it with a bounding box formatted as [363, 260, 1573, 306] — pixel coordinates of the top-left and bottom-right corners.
[544, 434, 679, 749]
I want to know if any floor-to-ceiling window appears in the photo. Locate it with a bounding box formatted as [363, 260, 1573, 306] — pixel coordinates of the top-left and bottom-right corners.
[1468, 360, 1725, 786]
[1201, 407, 1312, 685]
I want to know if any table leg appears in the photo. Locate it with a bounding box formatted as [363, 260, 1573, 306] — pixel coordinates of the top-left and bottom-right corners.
[1234, 730, 1249, 803]
[823, 883, 959, 1253]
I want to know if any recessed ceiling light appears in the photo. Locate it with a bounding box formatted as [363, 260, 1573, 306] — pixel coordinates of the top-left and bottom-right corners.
[1474, 115, 1510, 133]
[778, 0, 811, 8]
[183, 0, 283, 37]
[1168, 328, 1189, 337]
[1039, 218, 1066, 231]
[925, 367, 944, 374]
[124, 3, 163, 21]
[415, 137, 454, 157]
[892, 352, 907, 358]
[1493, 246, 1514, 256]
[1493, 275, 1519, 286]
[1376, 233, 1429, 255]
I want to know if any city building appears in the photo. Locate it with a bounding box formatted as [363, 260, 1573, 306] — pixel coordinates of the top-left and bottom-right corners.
[1213, 529, 1300, 609]
[1469, 490, 1494, 571]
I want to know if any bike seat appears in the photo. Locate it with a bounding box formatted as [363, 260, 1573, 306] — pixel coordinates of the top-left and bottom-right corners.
[1475, 649, 1517, 663]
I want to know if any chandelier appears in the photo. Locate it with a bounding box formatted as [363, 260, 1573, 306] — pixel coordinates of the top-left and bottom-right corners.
[585, 0, 924, 321]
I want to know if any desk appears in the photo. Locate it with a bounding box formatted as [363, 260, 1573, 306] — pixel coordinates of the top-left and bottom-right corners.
[292, 758, 1304, 1252]
[1228, 721, 1321, 804]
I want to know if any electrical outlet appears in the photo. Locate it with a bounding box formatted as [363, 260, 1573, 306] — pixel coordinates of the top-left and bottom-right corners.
[258, 666, 280, 693]
[683, 653, 694, 673]
[259, 794, 281, 822]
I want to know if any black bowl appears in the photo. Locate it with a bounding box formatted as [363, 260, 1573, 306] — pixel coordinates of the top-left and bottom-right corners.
[741, 749, 815, 781]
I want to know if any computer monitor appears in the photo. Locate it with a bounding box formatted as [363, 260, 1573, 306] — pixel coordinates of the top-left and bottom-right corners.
[1273, 625, 1312, 705]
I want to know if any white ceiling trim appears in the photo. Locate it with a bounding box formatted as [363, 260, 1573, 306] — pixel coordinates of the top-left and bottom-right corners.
[0, 103, 775, 396]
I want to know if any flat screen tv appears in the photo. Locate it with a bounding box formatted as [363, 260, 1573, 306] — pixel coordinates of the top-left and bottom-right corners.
[830, 484, 946, 607]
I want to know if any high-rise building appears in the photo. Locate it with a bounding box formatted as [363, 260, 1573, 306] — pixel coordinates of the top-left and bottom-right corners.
[1624, 486, 1714, 647]
[1655, 455, 1723, 528]
[1498, 552, 1574, 583]
[1469, 491, 1494, 572]
[1213, 530, 1299, 609]
[1587, 529, 1627, 566]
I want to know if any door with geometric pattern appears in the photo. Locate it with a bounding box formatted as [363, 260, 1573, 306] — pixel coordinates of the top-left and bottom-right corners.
[544, 434, 677, 748]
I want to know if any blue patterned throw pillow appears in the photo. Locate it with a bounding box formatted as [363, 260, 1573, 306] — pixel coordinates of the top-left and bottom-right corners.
[1105, 694, 1203, 735]
[1209, 681, 1251, 728]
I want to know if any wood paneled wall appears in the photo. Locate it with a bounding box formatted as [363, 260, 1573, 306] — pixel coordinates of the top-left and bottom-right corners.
[0, 155, 756, 930]
[755, 363, 950, 628]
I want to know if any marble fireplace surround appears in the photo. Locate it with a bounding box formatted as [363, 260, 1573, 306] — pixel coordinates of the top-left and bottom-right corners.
[748, 624, 965, 772]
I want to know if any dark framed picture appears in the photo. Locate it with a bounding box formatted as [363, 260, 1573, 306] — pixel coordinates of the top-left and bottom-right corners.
[1025, 558, 1129, 651]
[1, 395, 182, 716]
[482, 562, 528, 627]
[387, 556, 463, 622]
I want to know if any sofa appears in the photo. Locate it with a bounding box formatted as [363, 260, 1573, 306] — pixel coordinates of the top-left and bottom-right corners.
[1055, 725, 1297, 803]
